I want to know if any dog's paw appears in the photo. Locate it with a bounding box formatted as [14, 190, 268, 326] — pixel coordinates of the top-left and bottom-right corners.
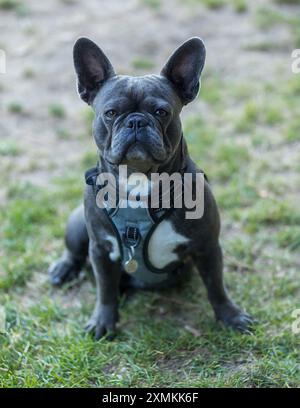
[85, 305, 118, 341]
[221, 311, 254, 333]
[48, 258, 80, 286]
[216, 303, 255, 333]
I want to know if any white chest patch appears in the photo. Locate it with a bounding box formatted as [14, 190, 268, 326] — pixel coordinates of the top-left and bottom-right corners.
[147, 219, 190, 269]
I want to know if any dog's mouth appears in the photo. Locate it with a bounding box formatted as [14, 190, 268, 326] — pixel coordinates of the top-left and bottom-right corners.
[107, 136, 168, 172]
[120, 142, 156, 172]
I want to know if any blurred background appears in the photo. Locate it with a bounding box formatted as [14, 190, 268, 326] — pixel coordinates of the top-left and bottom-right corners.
[0, 0, 299, 387]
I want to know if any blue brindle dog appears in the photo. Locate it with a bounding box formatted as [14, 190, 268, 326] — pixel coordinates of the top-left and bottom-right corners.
[49, 37, 253, 340]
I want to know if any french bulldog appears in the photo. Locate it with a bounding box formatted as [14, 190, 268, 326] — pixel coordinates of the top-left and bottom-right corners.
[48, 37, 254, 340]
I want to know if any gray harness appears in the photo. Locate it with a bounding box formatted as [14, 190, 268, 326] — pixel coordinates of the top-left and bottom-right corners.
[109, 203, 171, 285]
[85, 165, 207, 287]
[85, 166, 181, 286]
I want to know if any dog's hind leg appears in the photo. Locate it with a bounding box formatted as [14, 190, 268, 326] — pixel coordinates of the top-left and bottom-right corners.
[48, 204, 89, 286]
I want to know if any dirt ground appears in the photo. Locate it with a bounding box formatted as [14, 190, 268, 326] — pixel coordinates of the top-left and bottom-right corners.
[0, 0, 294, 189]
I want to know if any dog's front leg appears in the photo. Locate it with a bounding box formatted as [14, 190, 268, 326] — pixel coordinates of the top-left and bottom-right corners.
[85, 241, 122, 340]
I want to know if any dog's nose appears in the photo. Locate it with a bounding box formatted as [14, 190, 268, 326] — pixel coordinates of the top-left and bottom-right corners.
[126, 114, 148, 129]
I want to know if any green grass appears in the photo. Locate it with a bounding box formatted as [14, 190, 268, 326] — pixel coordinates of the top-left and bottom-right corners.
[245, 40, 285, 52]
[183, 0, 247, 12]
[273, 0, 300, 4]
[200, 71, 223, 105]
[56, 127, 71, 140]
[285, 120, 300, 141]
[132, 57, 155, 71]
[201, 0, 225, 9]
[0, 140, 21, 156]
[7, 102, 23, 114]
[141, 0, 161, 10]
[231, 0, 247, 13]
[187, 0, 226, 9]
[0, 75, 299, 386]
[48, 104, 66, 119]
[253, 4, 300, 46]
[254, 7, 289, 29]
[23, 68, 35, 79]
[0, 0, 20, 10]
[0, 0, 28, 16]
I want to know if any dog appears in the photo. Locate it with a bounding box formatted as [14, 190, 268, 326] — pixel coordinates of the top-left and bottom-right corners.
[48, 37, 253, 340]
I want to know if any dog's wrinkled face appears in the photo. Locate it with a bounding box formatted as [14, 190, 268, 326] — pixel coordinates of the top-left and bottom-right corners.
[73, 37, 206, 173]
[92, 75, 182, 172]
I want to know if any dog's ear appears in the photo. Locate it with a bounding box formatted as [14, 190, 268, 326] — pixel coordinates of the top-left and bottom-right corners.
[160, 37, 206, 105]
[73, 37, 115, 105]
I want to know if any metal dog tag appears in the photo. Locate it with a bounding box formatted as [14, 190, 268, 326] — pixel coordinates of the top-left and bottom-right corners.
[124, 246, 138, 274]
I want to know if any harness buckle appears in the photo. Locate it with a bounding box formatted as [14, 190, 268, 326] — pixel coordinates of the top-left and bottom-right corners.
[123, 226, 140, 274]
[124, 226, 141, 248]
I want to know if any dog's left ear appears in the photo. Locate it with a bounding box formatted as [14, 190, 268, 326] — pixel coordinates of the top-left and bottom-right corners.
[161, 37, 206, 105]
[73, 37, 115, 105]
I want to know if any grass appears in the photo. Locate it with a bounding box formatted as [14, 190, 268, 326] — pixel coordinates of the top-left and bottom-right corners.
[23, 68, 35, 79]
[245, 40, 285, 52]
[0, 70, 299, 387]
[231, 0, 247, 13]
[0, 3, 300, 388]
[201, 0, 225, 9]
[56, 128, 71, 140]
[7, 102, 23, 114]
[184, 0, 247, 12]
[48, 104, 66, 119]
[284, 118, 300, 141]
[132, 57, 155, 71]
[254, 7, 289, 29]
[0, 0, 28, 16]
[253, 3, 300, 46]
[141, 0, 161, 10]
[0, 0, 20, 10]
[273, 0, 300, 4]
[0, 140, 21, 156]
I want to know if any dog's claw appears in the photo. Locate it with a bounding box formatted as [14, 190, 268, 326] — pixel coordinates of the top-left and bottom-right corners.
[85, 318, 116, 341]
[223, 312, 255, 333]
[85, 306, 118, 341]
[216, 304, 255, 333]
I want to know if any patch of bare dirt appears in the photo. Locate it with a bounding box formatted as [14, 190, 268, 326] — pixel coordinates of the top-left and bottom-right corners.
[0, 0, 293, 190]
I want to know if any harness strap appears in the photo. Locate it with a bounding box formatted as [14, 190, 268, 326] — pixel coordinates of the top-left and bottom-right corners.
[84, 160, 208, 286]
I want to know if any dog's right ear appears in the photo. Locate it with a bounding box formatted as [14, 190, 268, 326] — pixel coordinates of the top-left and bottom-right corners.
[73, 37, 115, 105]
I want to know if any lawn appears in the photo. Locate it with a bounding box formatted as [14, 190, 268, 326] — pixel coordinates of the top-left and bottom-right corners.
[0, 0, 299, 387]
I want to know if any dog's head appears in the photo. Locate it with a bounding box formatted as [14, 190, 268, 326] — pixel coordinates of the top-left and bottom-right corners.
[73, 37, 205, 173]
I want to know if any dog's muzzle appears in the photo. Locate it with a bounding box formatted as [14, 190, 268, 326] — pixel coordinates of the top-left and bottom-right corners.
[109, 113, 167, 167]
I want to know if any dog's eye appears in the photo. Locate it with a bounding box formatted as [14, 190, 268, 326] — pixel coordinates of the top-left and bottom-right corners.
[155, 108, 168, 117]
[105, 109, 117, 118]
